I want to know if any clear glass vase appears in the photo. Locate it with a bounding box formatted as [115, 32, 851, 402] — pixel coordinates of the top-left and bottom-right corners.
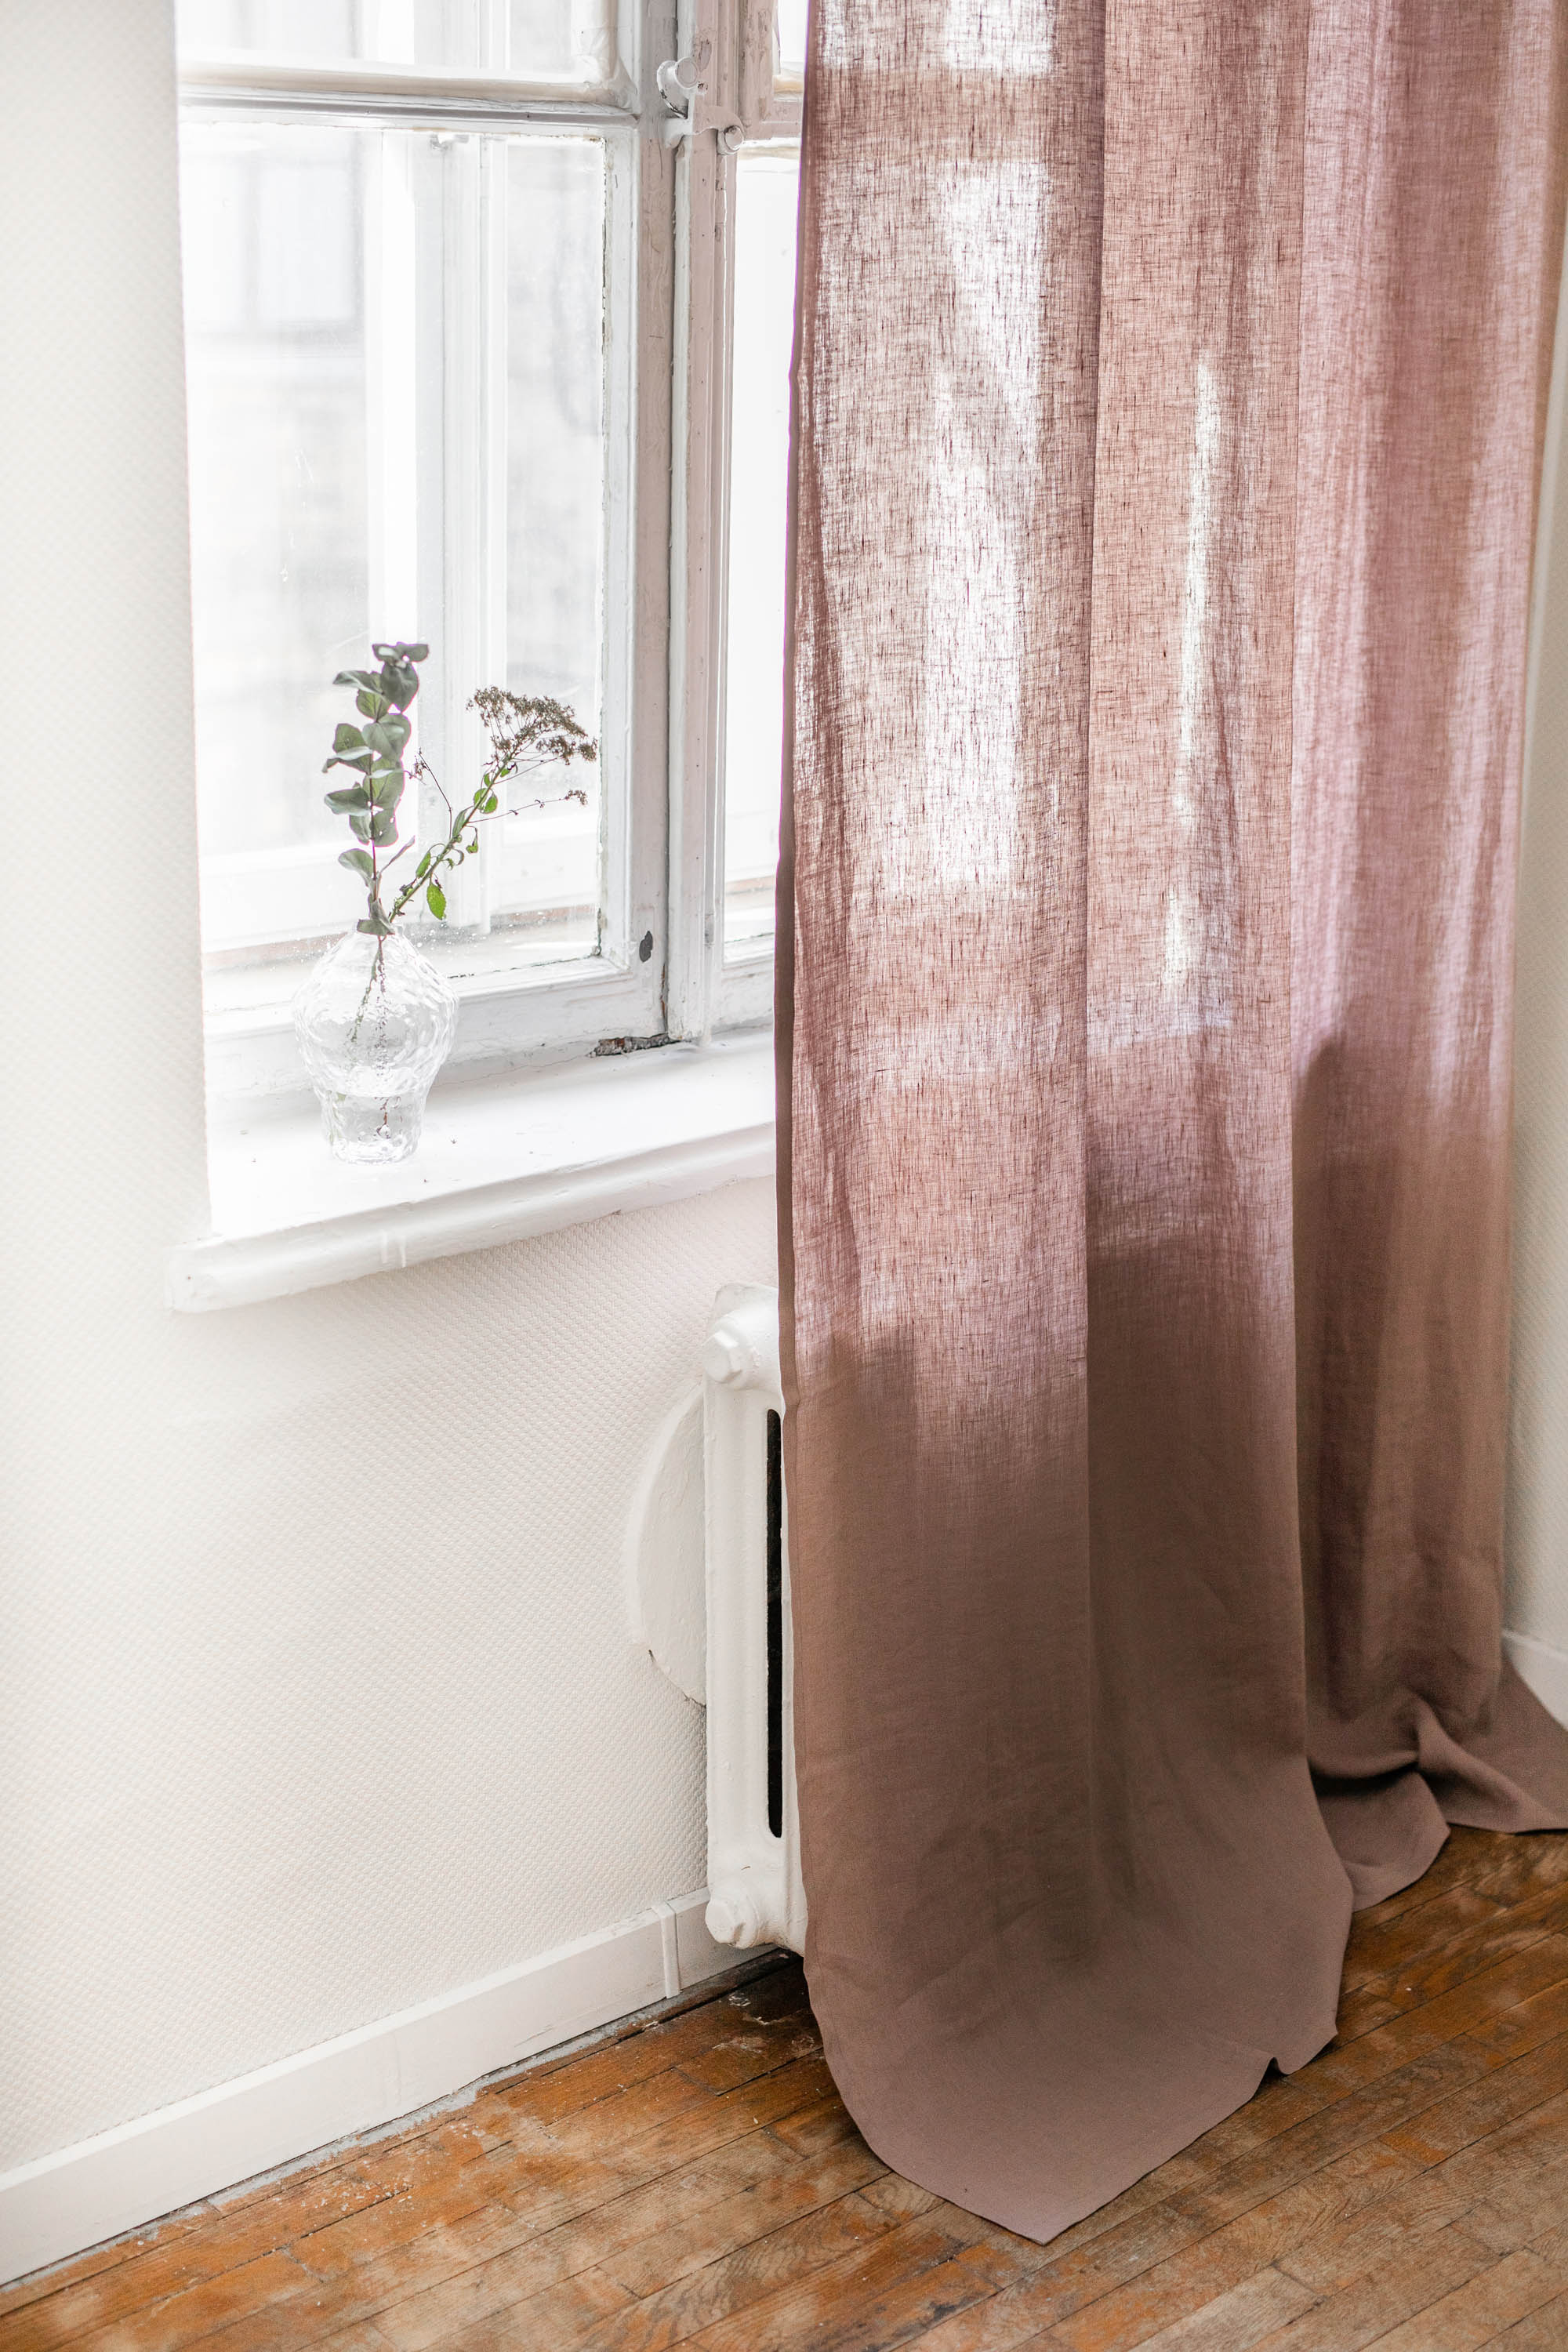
[293, 928, 458, 1164]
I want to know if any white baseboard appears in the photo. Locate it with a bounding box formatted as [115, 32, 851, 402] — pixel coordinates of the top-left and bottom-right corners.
[1504, 1625, 1568, 1728]
[19, 1639, 1558, 2290]
[0, 1889, 742, 2287]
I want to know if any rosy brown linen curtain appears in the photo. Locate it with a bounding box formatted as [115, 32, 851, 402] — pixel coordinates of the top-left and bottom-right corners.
[777, 0, 1568, 2241]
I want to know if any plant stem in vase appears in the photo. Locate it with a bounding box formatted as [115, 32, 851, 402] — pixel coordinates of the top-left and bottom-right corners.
[292, 641, 597, 1164]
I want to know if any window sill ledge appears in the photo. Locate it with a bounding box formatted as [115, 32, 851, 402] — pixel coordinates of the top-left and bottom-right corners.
[168, 1033, 776, 1312]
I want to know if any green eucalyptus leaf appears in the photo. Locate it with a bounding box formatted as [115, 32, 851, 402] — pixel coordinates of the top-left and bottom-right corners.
[356, 688, 388, 720]
[369, 808, 399, 845]
[325, 785, 373, 813]
[332, 721, 366, 753]
[426, 880, 447, 919]
[333, 668, 380, 691]
[338, 848, 375, 877]
[324, 752, 373, 776]
[349, 810, 374, 840]
[364, 714, 410, 759]
[371, 773, 404, 811]
[357, 909, 394, 936]
[372, 638, 427, 672]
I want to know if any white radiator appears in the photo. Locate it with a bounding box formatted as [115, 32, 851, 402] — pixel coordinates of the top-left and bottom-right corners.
[699, 1284, 807, 1955]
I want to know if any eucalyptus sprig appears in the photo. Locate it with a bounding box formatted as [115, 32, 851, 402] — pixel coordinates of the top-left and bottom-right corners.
[321, 640, 426, 938]
[321, 649, 597, 939]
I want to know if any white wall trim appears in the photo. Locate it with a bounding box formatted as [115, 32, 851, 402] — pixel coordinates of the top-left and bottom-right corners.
[169, 1034, 775, 1311]
[169, 1126, 774, 1311]
[1504, 1626, 1568, 1729]
[0, 1889, 744, 2288]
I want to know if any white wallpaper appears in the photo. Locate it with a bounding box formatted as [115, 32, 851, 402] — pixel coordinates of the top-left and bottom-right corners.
[2, 1189, 776, 2173]
[0, 0, 775, 2176]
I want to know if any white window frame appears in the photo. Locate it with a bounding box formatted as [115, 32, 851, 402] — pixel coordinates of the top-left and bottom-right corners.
[178, 0, 800, 1103]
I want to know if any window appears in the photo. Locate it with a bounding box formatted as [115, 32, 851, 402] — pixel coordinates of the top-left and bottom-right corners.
[176, 0, 803, 1095]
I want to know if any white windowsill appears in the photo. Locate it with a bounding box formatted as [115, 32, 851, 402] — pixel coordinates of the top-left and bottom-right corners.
[168, 1033, 776, 1312]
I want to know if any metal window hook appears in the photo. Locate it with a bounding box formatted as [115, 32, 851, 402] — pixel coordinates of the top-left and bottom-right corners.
[655, 49, 703, 142]
[656, 53, 702, 109]
[655, 41, 740, 148]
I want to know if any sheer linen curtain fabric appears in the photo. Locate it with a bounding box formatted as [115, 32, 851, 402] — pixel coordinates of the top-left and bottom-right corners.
[776, 0, 1568, 2242]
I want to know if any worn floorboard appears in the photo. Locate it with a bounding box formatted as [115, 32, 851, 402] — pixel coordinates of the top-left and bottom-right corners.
[5, 1829, 1568, 2350]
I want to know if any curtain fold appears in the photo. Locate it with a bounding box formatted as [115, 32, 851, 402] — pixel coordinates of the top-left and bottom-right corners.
[777, 0, 1568, 2241]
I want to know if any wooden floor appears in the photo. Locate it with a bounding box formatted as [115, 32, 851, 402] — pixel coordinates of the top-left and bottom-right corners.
[5, 1828, 1568, 2352]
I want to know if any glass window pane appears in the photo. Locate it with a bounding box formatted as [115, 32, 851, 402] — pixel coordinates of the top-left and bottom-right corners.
[176, 0, 597, 82]
[183, 120, 379, 965]
[510, 0, 608, 79]
[775, 0, 808, 84]
[491, 139, 606, 953]
[181, 118, 610, 991]
[723, 150, 799, 957]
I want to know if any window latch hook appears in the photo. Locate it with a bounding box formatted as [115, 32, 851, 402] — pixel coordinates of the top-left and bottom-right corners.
[655, 50, 705, 144]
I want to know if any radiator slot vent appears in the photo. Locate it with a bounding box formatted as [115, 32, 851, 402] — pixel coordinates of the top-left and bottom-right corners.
[766, 1408, 784, 1840]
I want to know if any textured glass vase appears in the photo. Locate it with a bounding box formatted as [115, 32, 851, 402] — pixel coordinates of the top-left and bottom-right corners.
[293, 929, 458, 1164]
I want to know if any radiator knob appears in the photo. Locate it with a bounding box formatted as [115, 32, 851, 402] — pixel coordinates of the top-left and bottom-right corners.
[706, 1882, 765, 1947]
[702, 1295, 782, 1393]
[701, 1327, 751, 1386]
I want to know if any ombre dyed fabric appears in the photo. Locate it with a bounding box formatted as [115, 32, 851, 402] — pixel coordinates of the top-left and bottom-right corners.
[776, 0, 1568, 2241]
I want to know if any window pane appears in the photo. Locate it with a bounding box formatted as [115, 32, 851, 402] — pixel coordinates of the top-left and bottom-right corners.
[181, 118, 610, 990]
[183, 120, 378, 964]
[491, 139, 605, 951]
[775, 0, 808, 83]
[176, 0, 597, 82]
[723, 150, 798, 957]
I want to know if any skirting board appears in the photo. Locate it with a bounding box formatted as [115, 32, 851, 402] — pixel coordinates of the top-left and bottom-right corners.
[12, 1642, 1562, 2288]
[1504, 1625, 1568, 1728]
[0, 1889, 740, 2287]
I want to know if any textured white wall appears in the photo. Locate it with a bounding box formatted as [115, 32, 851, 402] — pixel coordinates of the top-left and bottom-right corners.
[0, 0, 775, 2178]
[1510, 231, 1568, 1663]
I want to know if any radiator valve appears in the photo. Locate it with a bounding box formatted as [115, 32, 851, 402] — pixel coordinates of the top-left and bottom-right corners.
[706, 1880, 767, 1948]
[701, 1293, 782, 1393]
